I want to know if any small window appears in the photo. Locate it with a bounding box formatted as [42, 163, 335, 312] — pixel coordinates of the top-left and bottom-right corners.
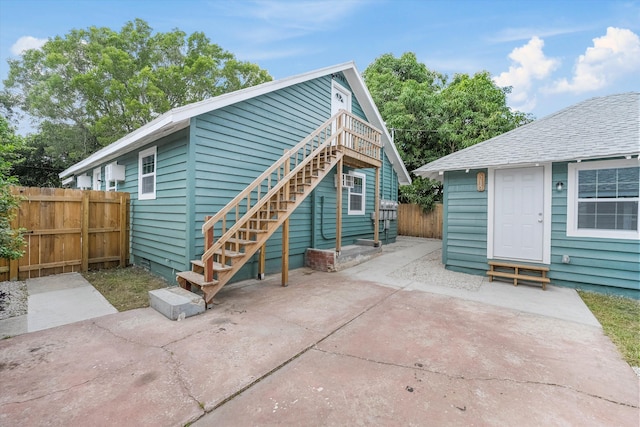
[138, 146, 157, 200]
[348, 172, 365, 215]
[567, 159, 639, 239]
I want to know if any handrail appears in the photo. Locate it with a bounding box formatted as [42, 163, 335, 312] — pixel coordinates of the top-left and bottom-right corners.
[200, 110, 382, 276]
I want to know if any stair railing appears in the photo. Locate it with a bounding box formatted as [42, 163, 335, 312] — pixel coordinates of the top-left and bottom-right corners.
[200, 110, 382, 282]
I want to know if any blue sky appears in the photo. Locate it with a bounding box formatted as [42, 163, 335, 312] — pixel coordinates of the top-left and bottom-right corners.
[0, 0, 639, 129]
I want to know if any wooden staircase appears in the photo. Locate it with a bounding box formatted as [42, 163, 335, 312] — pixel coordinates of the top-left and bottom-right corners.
[176, 110, 382, 305]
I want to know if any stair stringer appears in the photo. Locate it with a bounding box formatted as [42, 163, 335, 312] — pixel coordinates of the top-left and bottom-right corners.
[200, 151, 343, 303]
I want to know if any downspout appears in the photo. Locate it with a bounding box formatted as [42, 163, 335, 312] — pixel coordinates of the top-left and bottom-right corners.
[311, 190, 317, 248]
[320, 195, 332, 240]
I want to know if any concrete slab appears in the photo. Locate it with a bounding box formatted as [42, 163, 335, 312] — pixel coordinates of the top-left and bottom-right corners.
[0, 314, 27, 339]
[196, 289, 638, 426]
[27, 273, 117, 332]
[149, 287, 205, 320]
[0, 237, 637, 427]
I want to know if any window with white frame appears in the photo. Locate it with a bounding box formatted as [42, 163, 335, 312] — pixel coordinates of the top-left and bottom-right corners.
[348, 172, 365, 215]
[567, 159, 639, 239]
[138, 146, 157, 200]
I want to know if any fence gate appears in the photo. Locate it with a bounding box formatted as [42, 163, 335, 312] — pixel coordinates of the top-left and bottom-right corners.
[0, 187, 130, 281]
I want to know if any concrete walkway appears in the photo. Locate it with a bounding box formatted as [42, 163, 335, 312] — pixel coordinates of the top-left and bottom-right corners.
[0, 238, 637, 426]
[0, 272, 117, 339]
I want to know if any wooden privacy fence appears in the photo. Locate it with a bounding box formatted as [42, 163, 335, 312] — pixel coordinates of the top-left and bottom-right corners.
[397, 203, 443, 239]
[0, 187, 130, 281]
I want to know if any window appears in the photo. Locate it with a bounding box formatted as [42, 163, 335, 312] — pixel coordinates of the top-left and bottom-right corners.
[138, 146, 157, 200]
[92, 168, 101, 191]
[567, 159, 639, 239]
[348, 172, 365, 215]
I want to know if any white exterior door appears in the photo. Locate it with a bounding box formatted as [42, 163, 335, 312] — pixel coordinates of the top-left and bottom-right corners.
[331, 81, 351, 145]
[493, 167, 544, 261]
[331, 81, 351, 117]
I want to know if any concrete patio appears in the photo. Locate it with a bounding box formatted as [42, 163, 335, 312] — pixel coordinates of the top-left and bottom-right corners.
[0, 237, 637, 426]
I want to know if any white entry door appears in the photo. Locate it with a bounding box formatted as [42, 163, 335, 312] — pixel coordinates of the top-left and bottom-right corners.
[494, 167, 544, 261]
[331, 81, 351, 117]
[331, 81, 351, 145]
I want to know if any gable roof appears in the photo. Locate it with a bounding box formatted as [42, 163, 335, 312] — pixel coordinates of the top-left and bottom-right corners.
[414, 92, 640, 181]
[60, 61, 411, 184]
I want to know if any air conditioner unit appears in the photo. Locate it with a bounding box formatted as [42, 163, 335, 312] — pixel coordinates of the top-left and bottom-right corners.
[76, 175, 92, 189]
[104, 162, 125, 182]
[335, 173, 355, 188]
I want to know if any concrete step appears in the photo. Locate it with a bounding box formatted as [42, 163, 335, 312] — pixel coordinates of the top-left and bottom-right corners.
[148, 287, 205, 321]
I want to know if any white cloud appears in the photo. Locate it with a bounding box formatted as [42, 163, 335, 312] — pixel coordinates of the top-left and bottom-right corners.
[10, 36, 47, 55]
[493, 37, 560, 111]
[548, 27, 640, 94]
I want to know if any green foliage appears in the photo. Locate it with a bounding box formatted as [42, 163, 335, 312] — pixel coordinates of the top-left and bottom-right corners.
[363, 53, 533, 211]
[10, 134, 65, 187]
[0, 116, 25, 260]
[2, 18, 273, 166]
[397, 176, 441, 212]
[0, 115, 23, 173]
[0, 174, 25, 260]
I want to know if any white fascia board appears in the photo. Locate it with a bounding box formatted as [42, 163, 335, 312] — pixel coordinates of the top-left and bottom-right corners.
[414, 152, 640, 182]
[60, 114, 184, 178]
[343, 67, 412, 185]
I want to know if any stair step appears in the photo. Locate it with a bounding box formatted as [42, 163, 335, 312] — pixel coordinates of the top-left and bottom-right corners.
[226, 237, 255, 245]
[250, 217, 278, 222]
[176, 270, 218, 287]
[191, 259, 233, 271]
[212, 261, 233, 272]
[239, 227, 268, 234]
[213, 249, 244, 257]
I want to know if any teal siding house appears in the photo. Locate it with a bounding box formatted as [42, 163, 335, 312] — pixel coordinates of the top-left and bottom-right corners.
[415, 93, 639, 298]
[60, 62, 411, 302]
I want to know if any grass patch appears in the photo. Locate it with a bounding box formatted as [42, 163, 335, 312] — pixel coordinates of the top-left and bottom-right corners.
[578, 291, 640, 367]
[83, 266, 169, 311]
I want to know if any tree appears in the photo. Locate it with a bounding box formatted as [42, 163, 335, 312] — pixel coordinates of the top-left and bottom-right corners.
[363, 53, 533, 210]
[0, 116, 25, 260]
[2, 19, 273, 167]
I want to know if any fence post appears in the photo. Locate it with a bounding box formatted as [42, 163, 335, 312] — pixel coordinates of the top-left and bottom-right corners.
[8, 213, 19, 281]
[119, 193, 127, 267]
[81, 191, 89, 272]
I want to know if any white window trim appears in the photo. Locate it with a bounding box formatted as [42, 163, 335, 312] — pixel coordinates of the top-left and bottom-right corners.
[138, 146, 157, 200]
[347, 171, 366, 215]
[92, 168, 101, 191]
[567, 158, 639, 240]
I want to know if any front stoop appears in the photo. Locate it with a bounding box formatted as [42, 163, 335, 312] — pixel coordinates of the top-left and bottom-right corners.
[305, 241, 382, 272]
[149, 287, 205, 320]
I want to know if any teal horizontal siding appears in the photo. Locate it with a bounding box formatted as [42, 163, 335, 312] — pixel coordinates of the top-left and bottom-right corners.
[443, 169, 488, 274]
[550, 162, 639, 296]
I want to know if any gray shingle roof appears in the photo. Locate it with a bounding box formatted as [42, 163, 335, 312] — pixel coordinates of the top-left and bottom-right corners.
[414, 92, 640, 180]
